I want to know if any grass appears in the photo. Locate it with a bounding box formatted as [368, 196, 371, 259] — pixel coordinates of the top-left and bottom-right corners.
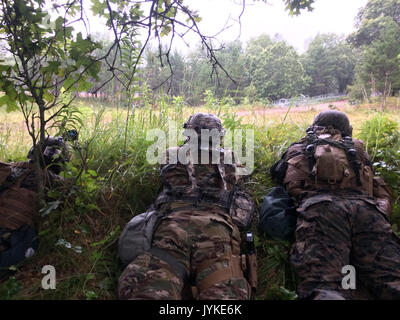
[0, 96, 399, 300]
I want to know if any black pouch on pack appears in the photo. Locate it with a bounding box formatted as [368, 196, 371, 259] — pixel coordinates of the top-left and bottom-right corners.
[259, 187, 297, 241]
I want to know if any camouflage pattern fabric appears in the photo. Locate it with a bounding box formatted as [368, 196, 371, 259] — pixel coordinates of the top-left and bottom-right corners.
[0, 162, 63, 230]
[118, 205, 251, 300]
[119, 114, 254, 300]
[272, 114, 398, 300]
[291, 191, 400, 300]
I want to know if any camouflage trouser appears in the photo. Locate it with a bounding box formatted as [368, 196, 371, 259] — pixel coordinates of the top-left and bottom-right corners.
[290, 194, 400, 300]
[118, 205, 251, 300]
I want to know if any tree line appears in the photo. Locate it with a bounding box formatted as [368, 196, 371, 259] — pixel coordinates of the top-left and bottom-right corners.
[89, 0, 400, 109]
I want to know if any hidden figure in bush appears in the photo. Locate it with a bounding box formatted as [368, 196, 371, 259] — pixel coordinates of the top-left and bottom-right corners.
[269, 110, 399, 300]
[0, 132, 76, 271]
[118, 113, 257, 300]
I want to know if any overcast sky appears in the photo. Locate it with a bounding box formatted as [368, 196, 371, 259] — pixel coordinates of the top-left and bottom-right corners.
[172, 0, 368, 54]
[80, 0, 368, 55]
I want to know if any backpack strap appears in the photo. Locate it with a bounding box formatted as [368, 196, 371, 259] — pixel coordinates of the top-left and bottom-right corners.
[149, 247, 189, 283]
[304, 130, 362, 186]
[343, 137, 362, 186]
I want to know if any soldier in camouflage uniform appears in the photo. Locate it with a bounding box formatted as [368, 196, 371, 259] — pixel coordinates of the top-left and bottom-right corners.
[118, 113, 256, 300]
[270, 110, 400, 300]
[0, 135, 73, 269]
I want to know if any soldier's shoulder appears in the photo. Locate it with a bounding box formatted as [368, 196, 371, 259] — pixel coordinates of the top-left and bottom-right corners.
[284, 140, 305, 159]
[352, 138, 365, 148]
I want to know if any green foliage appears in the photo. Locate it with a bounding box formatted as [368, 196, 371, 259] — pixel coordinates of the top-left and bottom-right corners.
[358, 113, 400, 191]
[256, 237, 298, 300]
[347, 75, 370, 105]
[350, 1, 400, 107]
[302, 34, 356, 95]
[0, 276, 23, 300]
[250, 39, 309, 101]
[352, 0, 400, 47]
[282, 0, 315, 15]
[204, 90, 220, 110]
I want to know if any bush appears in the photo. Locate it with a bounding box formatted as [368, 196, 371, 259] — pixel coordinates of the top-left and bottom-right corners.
[358, 113, 400, 222]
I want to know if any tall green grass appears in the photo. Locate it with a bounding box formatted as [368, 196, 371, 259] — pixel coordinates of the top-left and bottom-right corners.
[0, 98, 399, 300]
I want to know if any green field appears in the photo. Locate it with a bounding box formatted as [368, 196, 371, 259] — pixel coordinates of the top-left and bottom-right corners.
[0, 97, 399, 300]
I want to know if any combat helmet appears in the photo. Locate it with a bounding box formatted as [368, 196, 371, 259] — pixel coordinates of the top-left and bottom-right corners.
[183, 113, 224, 134]
[312, 110, 353, 137]
[183, 113, 225, 148]
[27, 136, 71, 174]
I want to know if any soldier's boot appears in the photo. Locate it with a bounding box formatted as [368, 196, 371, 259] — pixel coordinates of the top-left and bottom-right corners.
[118, 252, 184, 300]
[351, 201, 400, 299]
[290, 198, 353, 300]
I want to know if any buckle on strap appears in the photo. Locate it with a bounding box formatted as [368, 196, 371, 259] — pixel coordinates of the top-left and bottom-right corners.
[149, 247, 189, 283]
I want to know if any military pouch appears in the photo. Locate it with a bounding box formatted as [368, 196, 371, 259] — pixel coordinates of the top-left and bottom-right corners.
[312, 143, 350, 184]
[246, 253, 257, 292]
[118, 209, 165, 268]
[259, 187, 297, 241]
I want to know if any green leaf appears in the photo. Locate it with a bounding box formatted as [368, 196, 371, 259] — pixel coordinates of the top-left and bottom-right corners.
[77, 80, 93, 92]
[0, 95, 19, 112]
[63, 76, 75, 90]
[43, 91, 54, 103]
[87, 169, 98, 177]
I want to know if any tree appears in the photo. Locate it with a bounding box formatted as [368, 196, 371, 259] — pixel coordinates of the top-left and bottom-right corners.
[0, 0, 102, 199]
[355, 18, 400, 110]
[301, 34, 356, 96]
[248, 39, 309, 100]
[351, 0, 400, 46]
[141, 47, 186, 99]
[0, 0, 317, 201]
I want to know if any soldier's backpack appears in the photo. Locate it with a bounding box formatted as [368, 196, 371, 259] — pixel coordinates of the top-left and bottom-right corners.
[301, 128, 373, 193]
[118, 209, 162, 267]
[118, 208, 189, 281]
[259, 187, 297, 241]
[305, 129, 359, 186]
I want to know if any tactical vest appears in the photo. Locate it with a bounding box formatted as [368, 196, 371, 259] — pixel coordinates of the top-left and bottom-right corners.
[283, 128, 374, 198]
[154, 146, 255, 231]
[0, 162, 38, 230]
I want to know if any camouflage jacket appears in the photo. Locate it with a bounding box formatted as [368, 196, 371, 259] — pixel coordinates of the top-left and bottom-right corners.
[0, 161, 62, 230]
[270, 127, 394, 217]
[153, 146, 255, 231]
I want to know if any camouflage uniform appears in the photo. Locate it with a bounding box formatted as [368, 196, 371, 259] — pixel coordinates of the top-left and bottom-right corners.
[1, 136, 70, 270]
[271, 110, 400, 300]
[0, 136, 70, 230]
[118, 113, 255, 300]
